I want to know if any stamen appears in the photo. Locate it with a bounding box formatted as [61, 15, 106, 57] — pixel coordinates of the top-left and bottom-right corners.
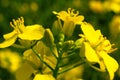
[71, 9, 75, 16]
[68, 8, 71, 14]
[107, 44, 118, 53]
[21, 17, 24, 24]
[75, 11, 79, 16]
[10, 21, 19, 33]
[10, 17, 25, 33]
[79, 34, 85, 38]
[99, 35, 103, 40]
[108, 48, 118, 53]
[111, 44, 115, 46]
[10, 22, 15, 29]
[13, 19, 17, 27]
[78, 34, 88, 42]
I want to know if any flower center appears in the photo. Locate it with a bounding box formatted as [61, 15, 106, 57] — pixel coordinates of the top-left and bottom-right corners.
[67, 8, 79, 17]
[10, 17, 25, 34]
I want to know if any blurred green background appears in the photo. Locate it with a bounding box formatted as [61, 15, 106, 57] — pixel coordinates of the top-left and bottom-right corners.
[0, 0, 119, 38]
[0, 0, 120, 80]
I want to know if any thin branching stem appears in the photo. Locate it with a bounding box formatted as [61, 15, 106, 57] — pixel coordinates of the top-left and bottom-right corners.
[50, 46, 58, 59]
[62, 52, 76, 59]
[31, 48, 54, 71]
[53, 48, 63, 78]
[58, 61, 85, 75]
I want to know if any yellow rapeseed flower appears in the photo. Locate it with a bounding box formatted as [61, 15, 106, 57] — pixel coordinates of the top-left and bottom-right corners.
[33, 74, 55, 80]
[80, 22, 119, 80]
[53, 8, 84, 25]
[53, 8, 84, 37]
[0, 17, 45, 48]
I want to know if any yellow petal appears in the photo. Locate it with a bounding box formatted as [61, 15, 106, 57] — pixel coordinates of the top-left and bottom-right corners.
[81, 22, 101, 45]
[18, 25, 45, 40]
[95, 30, 104, 44]
[73, 16, 84, 24]
[99, 51, 119, 80]
[3, 30, 17, 40]
[0, 35, 17, 48]
[81, 42, 100, 63]
[53, 11, 69, 21]
[33, 74, 55, 80]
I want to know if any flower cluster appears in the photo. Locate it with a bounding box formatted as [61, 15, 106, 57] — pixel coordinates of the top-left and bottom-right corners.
[0, 8, 119, 80]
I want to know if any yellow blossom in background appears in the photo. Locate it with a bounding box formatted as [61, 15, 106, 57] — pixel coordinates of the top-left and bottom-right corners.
[0, 17, 45, 48]
[89, 0, 103, 13]
[0, 49, 22, 72]
[33, 74, 55, 80]
[73, 0, 81, 8]
[80, 22, 119, 80]
[89, 0, 120, 13]
[53, 8, 84, 37]
[109, 15, 120, 39]
[30, 2, 39, 12]
[103, 0, 120, 13]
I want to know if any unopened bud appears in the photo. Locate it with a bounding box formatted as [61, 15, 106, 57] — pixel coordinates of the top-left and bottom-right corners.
[43, 29, 54, 47]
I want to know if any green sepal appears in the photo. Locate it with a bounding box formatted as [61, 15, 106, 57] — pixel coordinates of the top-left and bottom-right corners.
[43, 29, 54, 47]
[52, 20, 62, 36]
[75, 38, 84, 48]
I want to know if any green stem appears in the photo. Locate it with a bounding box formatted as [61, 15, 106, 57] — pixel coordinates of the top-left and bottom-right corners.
[31, 48, 54, 71]
[62, 52, 76, 59]
[58, 61, 85, 75]
[50, 46, 58, 59]
[53, 49, 62, 78]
